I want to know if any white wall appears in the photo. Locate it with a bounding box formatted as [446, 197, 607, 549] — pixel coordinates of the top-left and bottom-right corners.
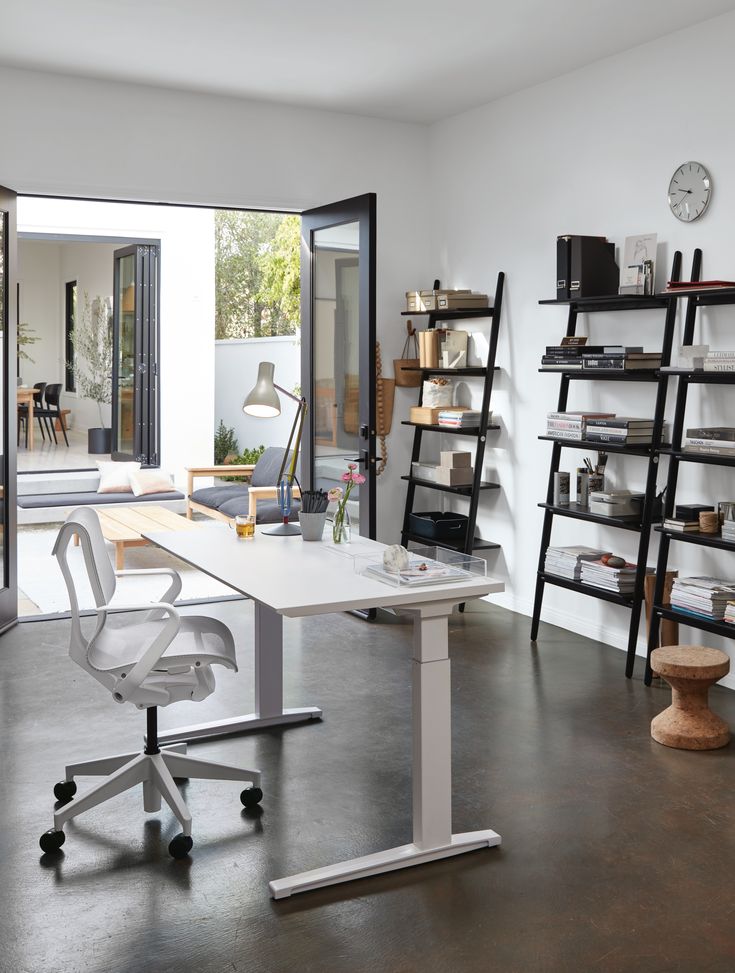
[16, 240, 61, 391]
[17, 198, 215, 487]
[215, 336, 301, 455]
[2, 65, 433, 540]
[428, 11, 735, 684]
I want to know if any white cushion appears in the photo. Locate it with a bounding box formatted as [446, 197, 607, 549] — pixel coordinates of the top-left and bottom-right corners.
[96, 461, 141, 494]
[129, 468, 174, 497]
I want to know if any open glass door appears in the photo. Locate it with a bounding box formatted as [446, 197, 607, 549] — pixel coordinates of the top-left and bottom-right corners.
[301, 194, 376, 538]
[0, 186, 18, 631]
[112, 244, 160, 465]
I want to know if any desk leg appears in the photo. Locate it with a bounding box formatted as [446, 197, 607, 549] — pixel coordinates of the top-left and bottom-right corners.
[268, 600, 500, 899]
[157, 601, 322, 745]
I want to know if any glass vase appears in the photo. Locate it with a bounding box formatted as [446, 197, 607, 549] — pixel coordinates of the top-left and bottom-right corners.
[332, 507, 351, 544]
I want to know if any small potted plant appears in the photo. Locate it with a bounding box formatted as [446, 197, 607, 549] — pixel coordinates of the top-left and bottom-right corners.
[329, 462, 366, 544]
[70, 294, 114, 454]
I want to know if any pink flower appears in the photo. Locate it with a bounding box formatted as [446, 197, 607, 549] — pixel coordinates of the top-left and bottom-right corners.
[347, 462, 357, 470]
[340, 472, 352, 482]
[351, 473, 366, 485]
[328, 487, 343, 502]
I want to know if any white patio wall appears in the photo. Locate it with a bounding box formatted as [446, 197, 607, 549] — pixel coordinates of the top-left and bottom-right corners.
[214, 335, 301, 457]
[17, 198, 215, 489]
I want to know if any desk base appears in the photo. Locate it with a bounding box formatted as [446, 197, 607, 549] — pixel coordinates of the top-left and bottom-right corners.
[158, 707, 323, 745]
[269, 828, 501, 899]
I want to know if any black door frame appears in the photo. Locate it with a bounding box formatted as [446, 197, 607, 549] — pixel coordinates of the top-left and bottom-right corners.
[0, 186, 18, 633]
[111, 244, 160, 465]
[300, 193, 377, 539]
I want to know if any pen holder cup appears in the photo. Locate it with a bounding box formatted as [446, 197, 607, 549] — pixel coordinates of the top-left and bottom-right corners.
[299, 511, 327, 541]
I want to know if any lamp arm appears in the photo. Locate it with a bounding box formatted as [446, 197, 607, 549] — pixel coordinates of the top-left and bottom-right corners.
[276, 397, 308, 485]
[273, 383, 303, 404]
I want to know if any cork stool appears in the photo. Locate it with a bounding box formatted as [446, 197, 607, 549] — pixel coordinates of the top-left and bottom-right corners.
[650, 646, 731, 750]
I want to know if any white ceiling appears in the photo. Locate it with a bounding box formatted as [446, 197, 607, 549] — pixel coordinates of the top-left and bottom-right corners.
[2, 0, 735, 123]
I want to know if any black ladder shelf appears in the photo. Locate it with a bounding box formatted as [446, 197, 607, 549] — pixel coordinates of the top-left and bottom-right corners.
[645, 248, 735, 683]
[531, 252, 682, 678]
[399, 271, 505, 555]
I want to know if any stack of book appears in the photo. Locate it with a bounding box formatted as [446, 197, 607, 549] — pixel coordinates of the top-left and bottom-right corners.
[581, 348, 662, 371]
[584, 416, 655, 446]
[663, 504, 715, 533]
[437, 408, 482, 429]
[670, 576, 735, 620]
[723, 520, 735, 543]
[663, 280, 735, 294]
[580, 558, 650, 595]
[546, 411, 614, 441]
[724, 601, 735, 625]
[704, 351, 735, 372]
[544, 546, 610, 580]
[682, 426, 735, 457]
[541, 344, 608, 370]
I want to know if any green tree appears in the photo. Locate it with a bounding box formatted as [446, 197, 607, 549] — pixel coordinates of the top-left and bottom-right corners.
[215, 211, 300, 339]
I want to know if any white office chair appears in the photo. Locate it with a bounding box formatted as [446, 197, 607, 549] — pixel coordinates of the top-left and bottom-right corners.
[40, 506, 262, 859]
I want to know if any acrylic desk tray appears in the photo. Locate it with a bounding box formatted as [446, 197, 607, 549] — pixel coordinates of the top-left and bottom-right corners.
[329, 544, 486, 587]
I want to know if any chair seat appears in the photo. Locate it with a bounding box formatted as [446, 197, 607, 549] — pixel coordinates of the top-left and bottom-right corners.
[218, 496, 300, 522]
[190, 484, 249, 509]
[90, 612, 238, 674]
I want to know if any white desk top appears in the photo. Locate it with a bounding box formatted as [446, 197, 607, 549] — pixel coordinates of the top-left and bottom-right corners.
[142, 525, 504, 617]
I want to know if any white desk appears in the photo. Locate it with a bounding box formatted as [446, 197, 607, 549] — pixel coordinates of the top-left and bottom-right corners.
[142, 525, 504, 898]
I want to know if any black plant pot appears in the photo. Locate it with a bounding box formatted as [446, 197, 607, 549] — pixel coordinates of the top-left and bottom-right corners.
[88, 427, 112, 454]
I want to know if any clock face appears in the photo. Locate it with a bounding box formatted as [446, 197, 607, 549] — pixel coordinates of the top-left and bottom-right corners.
[668, 162, 711, 222]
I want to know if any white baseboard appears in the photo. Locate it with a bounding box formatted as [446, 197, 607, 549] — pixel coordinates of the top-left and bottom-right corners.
[485, 591, 735, 693]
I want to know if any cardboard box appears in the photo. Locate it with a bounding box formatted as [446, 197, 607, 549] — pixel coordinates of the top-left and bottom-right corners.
[411, 462, 474, 486]
[436, 293, 489, 310]
[406, 289, 473, 313]
[440, 450, 472, 468]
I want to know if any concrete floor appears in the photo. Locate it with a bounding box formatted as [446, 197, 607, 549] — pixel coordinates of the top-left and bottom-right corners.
[1, 601, 734, 973]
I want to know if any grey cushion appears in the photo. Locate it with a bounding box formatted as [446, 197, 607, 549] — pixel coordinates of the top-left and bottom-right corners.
[17, 490, 184, 509]
[250, 447, 296, 488]
[219, 495, 300, 523]
[190, 485, 249, 509]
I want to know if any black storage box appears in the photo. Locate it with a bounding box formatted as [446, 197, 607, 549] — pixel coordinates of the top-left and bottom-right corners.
[409, 511, 468, 541]
[557, 235, 619, 299]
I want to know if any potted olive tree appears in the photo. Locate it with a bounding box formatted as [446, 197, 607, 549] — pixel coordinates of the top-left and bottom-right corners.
[71, 294, 114, 454]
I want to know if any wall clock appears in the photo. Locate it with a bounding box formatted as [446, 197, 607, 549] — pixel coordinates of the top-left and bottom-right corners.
[668, 162, 712, 222]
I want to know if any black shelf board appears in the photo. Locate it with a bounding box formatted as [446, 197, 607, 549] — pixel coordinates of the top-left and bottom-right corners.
[401, 308, 494, 320]
[655, 525, 735, 551]
[402, 530, 500, 552]
[400, 475, 500, 496]
[538, 368, 660, 382]
[538, 501, 642, 532]
[403, 366, 498, 376]
[539, 572, 635, 607]
[659, 449, 735, 468]
[660, 369, 735, 384]
[653, 605, 735, 641]
[538, 435, 659, 456]
[401, 420, 500, 435]
[539, 294, 669, 312]
[655, 286, 735, 306]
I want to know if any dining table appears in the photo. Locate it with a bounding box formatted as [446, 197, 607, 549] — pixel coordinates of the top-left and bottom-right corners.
[17, 387, 36, 450]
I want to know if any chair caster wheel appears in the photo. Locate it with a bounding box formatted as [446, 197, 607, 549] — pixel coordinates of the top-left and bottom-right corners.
[39, 829, 65, 854]
[53, 780, 77, 803]
[240, 786, 263, 808]
[168, 834, 193, 859]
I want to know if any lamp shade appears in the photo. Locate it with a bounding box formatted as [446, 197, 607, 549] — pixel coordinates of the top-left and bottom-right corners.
[243, 361, 281, 417]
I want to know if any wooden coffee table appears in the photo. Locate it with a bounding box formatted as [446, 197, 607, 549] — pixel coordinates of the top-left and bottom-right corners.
[96, 505, 202, 570]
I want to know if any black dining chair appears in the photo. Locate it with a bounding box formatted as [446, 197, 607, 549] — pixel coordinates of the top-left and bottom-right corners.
[18, 381, 47, 448]
[36, 383, 70, 447]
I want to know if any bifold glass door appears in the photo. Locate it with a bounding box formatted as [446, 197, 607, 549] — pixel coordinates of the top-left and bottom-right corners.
[301, 194, 376, 538]
[112, 245, 159, 465]
[0, 186, 17, 631]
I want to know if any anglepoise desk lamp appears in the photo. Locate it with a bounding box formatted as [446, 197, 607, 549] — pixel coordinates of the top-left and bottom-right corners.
[243, 361, 307, 536]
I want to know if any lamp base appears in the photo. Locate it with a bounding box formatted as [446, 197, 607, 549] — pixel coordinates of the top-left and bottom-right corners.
[263, 521, 302, 536]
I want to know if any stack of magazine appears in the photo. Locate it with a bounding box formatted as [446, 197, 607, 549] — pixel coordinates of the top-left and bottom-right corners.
[724, 601, 735, 625]
[546, 411, 614, 441]
[544, 546, 610, 580]
[682, 426, 735, 457]
[723, 519, 735, 543]
[580, 558, 650, 595]
[581, 348, 661, 371]
[437, 408, 482, 429]
[670, 576, 735, 620]
[704, 350, 735, 372]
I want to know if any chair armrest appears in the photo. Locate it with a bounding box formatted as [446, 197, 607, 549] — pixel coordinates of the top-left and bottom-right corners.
[95, 601, 181, 703]
[247, 485, 302, 519]
[115, 567, 182, 605]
